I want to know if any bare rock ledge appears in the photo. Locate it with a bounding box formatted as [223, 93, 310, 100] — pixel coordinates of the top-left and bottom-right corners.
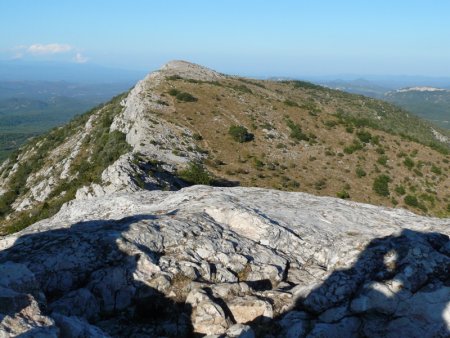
[0, 185, 449, 337]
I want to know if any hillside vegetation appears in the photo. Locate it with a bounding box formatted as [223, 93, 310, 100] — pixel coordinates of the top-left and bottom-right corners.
[0, 94, 130, 234]
[156, 70, 449, 217]
[0, 61, 448, 235]
[384, 89, 450, 129]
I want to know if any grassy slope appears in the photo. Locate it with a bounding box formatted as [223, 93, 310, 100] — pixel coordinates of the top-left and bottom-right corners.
[156, 76, 450, 217]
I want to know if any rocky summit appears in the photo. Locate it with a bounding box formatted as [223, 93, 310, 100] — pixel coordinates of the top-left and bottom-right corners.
[0, 185, 449, 337]
[0, 61, 449, 337]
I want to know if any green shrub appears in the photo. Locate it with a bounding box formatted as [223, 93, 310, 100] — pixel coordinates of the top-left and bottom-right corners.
[344, 140, 363, 154]
[356, 130, 372, 143]
[355, 167, 367, 178]
[394, 185, 406, 195]
[285, 118, 309, 141]
[403, 157, 415, 170]
[192, 133, 203, 141]
[373, 174, 390, 196]
[230, 84, 252, 94]
[371, 135, 380, 145]
[324, 120, 338, 128]
[404, 195, 419, 207]
[253, 158, 264, 169]
[431, 164, 442, 175]
[283, 99, 299, 107]
[289, 80, 322, 90]
[168, 88, 180, 96]
[413, 168, 423, 177]
[166, 75, 182, 80]
[176, 92, 198, 102]
[178, 162, 212, 185]
[228, 125, 254, 143]
[337, 190, 350, 199]
[377, 155, 388, 166]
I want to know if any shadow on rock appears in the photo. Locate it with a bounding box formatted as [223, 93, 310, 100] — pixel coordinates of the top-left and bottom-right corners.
[0, 214, 194, 337]
[273, 229, 450, 338]
[1, 213, 449, 338]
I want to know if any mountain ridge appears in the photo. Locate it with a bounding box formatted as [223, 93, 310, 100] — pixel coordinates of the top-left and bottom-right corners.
[0, 60, 449, 337]
[0, 60, 449, 235]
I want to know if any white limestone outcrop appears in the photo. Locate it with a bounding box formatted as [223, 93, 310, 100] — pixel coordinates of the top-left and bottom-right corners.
[0, 186, 448, 337]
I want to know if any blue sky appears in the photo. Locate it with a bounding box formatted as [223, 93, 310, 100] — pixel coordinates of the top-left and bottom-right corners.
[1, 0, 450, 76]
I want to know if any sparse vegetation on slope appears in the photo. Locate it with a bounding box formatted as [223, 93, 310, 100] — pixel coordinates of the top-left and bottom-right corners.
[0, 94, 130, 235]
[155, 68, 449, 217]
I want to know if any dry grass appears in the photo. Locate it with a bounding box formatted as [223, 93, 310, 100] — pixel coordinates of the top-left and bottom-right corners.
[156, 77, 450, 217]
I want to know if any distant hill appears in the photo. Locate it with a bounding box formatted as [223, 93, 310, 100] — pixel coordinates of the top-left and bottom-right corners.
[321, 79, 450, 129]
[384, 87, 450, 129]
[321, 78, 389, 98]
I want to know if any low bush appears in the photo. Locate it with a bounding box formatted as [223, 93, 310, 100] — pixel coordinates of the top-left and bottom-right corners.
[284, 99, 299, 107]
[404, 195, 419, 207]
[228, 125, 254, 143]
[176, 92, 198, 102]
[377, 155, 388, 166]
[344, 140, 364, 154]
[394, 185, 406, 195]
[168, 88, 180, 96]
[356, 130, 372, 143]
[373, 174, 390, 196]
[403, 157, 415, 170]
[431, 164, 442, 175]
[285, 118, 309, 142]
[355, 167, 366, 178]
[337, 190, 350, 199]
[178, 162, 212, 185]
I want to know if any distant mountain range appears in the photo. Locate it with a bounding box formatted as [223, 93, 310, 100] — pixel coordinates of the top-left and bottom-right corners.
[319, 79, 450, 129]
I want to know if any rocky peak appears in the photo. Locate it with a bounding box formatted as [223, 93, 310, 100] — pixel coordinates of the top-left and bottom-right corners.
[159, 59, 225, 81]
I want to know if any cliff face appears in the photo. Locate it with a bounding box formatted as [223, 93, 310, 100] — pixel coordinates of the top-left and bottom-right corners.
[0, 185, 449, 337]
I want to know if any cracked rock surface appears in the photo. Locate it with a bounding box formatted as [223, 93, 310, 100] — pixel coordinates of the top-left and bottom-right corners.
[0, 185, 449, 337]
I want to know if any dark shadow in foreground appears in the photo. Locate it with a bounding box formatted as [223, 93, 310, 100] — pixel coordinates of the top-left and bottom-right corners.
[0, 215, 193, 337]
[1, 214, 449, 337]
[248, 229, 450, 337]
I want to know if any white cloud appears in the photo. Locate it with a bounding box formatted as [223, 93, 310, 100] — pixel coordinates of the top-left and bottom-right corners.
[73, 52, 89, 63]
[9, 43, 89, 63]
[27, 43, 73, 55]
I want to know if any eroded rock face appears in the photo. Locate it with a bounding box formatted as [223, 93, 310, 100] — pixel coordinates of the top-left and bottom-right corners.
[0, 186, 449, 337]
